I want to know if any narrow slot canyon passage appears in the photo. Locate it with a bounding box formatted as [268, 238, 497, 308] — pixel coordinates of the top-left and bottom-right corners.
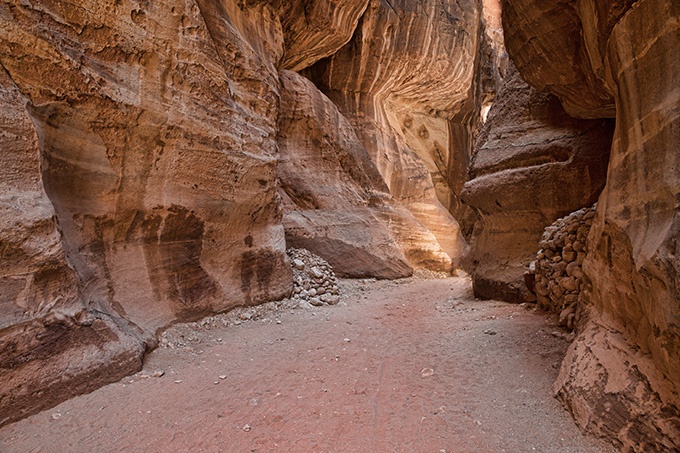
[0, 276, 614, 453]
[1, 0, 678, 450]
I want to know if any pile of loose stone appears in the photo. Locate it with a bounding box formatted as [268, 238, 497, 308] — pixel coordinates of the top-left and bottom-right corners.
[530, 205, 597, 331]
[288, 248, 341, 306]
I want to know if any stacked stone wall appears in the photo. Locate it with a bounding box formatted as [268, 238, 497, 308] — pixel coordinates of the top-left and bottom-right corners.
[531, 206, 596, 330]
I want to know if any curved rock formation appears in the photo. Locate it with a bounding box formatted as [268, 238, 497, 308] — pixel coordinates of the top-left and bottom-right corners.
[4, 0, 677, 449]
[0, 0, 294, 425]
[501, 0, 615, 119]
[463, 65, 612, 303]
[0, 0, 488, 426]
[279, 0, 369, 71]
[501, 0, 680, 449]
[0, 64, 146, 427]
[277, 69, 415, 279]
[306, 0, 484, 270]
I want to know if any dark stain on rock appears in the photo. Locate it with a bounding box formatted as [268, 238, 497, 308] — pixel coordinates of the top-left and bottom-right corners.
[278, 177, 320, 210]
[127, 205, 218, 307]
[240, 249, 284, 305]
[244, 234, 254, 247]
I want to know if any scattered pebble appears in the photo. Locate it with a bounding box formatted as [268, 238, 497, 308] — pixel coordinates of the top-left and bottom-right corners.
[421, 368, 435, 377]
[242, 424, 252, 432]
[139, 370, 165, 379]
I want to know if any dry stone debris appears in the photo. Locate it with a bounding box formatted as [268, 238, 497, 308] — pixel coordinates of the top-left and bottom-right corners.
[288, 248, 342, 307]
[530, 205, 596, 331]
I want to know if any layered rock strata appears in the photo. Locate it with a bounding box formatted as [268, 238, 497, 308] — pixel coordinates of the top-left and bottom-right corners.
[277, 69, 417, 279]
[0, 0, 297, 425]
[463, 65, 612, 303]
[501, 0, 615, 119]
[279, 0, 369, 71]
[0, 0, 492, 426]
[0, 25, 147, 426]
[306, 0, 484, 270]
[277, 69, 466, 278]
[502, 0, 680, 449]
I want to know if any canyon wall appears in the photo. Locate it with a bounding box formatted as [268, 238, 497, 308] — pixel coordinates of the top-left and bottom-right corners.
[0, 0, 296, 425]
[463, 65, 612, 302]
[305, 0, 485, 270]
[0, 0, 485, 426]
[277, 69, 415, 279]
[8, 1, 676, 449]
[502, 0, 680, 450]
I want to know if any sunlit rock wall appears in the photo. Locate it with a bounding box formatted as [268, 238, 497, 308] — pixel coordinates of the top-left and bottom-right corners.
[0, 0, 295, 426]
[0, 0, 491, 427]
[305, 0, 485, 271]
[277, 69, 415, 279]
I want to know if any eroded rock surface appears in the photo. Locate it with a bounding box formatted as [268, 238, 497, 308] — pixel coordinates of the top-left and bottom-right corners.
[278, 68, 471, 278]
[306, 0, 484, 270]
[463, 65, 612, 303]
[0, 0, 490, 427]
[1, 0, 294, 331]
[555, 320, 680, 452]
[0, 65, 146, 427]
[3, 0, 677, 448]
[0, 0, 295, 425]
[501, 0, 680, 449]
[279, 0, 369, 71]
[501, 0, 615, 119]
[277, 70, 414, 279]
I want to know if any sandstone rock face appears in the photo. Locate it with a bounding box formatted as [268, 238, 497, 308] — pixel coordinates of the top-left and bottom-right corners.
[502, 0, 680, 449]
[0, 0, 295, 425]
[555, 319, 680, 453]
[1, 0, 294, 330]
[0, 0, 491, 426]
[277, 69, 414, 279]
[0, 63, 146, 427]
[306, 0, 483, 270]
[501, 0, 615, 119]
[463, 65, 612, 303]
[279, 0, 369, 71]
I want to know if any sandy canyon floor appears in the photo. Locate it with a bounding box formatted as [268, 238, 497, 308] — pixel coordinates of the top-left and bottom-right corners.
[0, 275, 615, 453]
